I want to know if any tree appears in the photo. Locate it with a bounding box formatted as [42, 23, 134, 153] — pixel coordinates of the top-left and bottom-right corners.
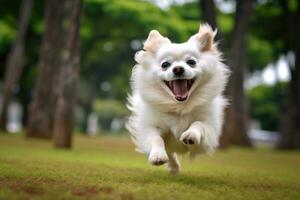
[220, 0, 253, 148]
[0, 0, 32, 131]
[53, 0, 81, 148]
[199, 0, 217, 29]
[26, 0, 65, 138]
[277, 0, 300, 149]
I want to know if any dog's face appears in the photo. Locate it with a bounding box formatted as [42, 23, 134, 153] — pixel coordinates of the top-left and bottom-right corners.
[154, 42, 207, 102]
[133, 24, 227, 112]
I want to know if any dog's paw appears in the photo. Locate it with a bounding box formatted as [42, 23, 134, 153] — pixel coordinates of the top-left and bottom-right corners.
[169, 165, 180, 175]
[148, 148, 169, 166]
[167, 154, 181, 175]
[180, 130, 200, 145]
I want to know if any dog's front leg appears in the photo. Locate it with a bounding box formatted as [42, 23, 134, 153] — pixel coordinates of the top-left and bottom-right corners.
[145, 128, 169, 166]
[180, 121, 219, 154]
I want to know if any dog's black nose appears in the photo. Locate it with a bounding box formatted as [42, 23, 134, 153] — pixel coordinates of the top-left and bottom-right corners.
[173, 67, 184, 76]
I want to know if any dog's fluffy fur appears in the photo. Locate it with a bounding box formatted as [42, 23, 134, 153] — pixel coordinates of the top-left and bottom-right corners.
[126, 24, 229, 174]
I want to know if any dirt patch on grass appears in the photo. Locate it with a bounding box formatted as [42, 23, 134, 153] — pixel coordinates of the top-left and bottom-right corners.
[72, 185, 113, 197]
[0, 177, 133, 199]
[120, 192, 133, 200]
[71, 185, 134, 199]
[0, 178, 46, 196]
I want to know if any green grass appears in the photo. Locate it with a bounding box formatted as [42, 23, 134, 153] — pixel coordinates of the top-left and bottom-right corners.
[0, 133, 299, 200]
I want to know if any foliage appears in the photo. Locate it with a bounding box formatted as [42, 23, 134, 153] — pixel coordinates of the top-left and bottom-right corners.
[248, 82, 288, 131]
[0, 21, 15, 53]
[247, 34, 274, 72]
[93, 98, 128, 130]
[93, 99, 128, 116]
[0, 134, 300, 199]
[250, 0, 297, 56]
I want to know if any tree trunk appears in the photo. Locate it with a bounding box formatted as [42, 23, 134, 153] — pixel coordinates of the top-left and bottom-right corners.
[0, 0, 32, 131]
[199, 0, 217, 29]
[26, 0, 65, 138]
[278, 52, 300, 149]
[53, 0, 81, 148]
[220, 0, 253, 148]
[277, 1, 300, 149]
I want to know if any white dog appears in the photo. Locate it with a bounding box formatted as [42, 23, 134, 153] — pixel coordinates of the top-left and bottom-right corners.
[126, 24, 229, 174]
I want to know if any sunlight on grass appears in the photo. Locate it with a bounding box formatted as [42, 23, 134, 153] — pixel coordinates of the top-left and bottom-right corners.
[0, 133, 299, 200]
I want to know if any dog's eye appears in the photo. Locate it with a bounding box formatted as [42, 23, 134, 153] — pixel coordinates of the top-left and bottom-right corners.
[186, 59, 196, 66]
[161, 61, 171, 69]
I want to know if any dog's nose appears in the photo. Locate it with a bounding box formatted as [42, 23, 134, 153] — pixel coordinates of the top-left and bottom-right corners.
[173, 67, 184, 76]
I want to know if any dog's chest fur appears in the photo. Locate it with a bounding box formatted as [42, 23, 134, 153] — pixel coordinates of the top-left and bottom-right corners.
[153, 105, 205, 139]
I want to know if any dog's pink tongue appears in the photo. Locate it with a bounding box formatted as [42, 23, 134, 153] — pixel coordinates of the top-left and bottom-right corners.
[171, 80, 188, 101]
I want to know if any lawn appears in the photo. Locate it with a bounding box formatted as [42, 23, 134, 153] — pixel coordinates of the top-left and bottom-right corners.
[0, 133, 299, 200]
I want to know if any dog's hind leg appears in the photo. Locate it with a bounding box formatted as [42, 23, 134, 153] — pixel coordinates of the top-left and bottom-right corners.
[167, 152, 180, 174]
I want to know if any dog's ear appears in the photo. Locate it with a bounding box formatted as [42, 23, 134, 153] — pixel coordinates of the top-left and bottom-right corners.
[144, 30, 171, 53]
[188, 24, 217, 52]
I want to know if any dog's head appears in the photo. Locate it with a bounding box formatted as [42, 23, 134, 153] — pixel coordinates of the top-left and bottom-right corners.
[132, 24, 229, 113]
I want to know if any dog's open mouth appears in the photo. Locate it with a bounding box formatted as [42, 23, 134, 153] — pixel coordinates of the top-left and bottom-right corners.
[164, 79, 195, 101]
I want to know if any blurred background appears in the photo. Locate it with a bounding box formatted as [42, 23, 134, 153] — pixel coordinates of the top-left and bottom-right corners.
[0, 0, 299, 150]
